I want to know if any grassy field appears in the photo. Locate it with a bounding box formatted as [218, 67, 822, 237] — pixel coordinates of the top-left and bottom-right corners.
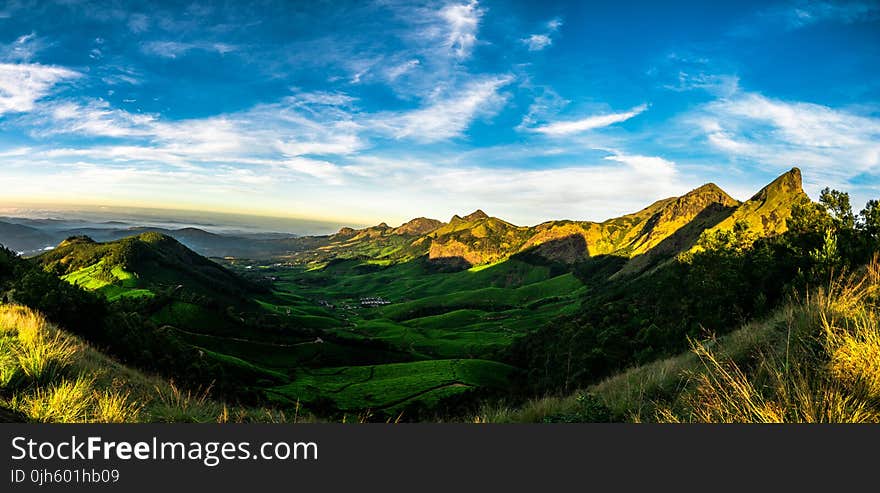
[267, 359, 517, 417]
[262, 257, 585, 360]
[63, 260, 155, 301]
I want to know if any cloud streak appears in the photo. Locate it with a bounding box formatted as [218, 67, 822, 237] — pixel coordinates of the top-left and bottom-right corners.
[529, 104, 648, 136]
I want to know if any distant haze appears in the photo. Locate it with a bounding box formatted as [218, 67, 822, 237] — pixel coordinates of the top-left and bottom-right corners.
[0, 204, 362, 236]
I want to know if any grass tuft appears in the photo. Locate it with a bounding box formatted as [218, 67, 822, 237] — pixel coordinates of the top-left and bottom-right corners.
[23, 376, 94, 423]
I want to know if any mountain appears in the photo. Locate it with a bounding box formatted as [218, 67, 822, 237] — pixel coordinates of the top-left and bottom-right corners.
[0, 221, 57, 254]
[700, 167, 807, 240]
[392, 217, 445, 236]
[423, 211, 532, 266]
[36, 232, 254, 302]
[293, 168, 809, 276]
[518, 182, 739, 266]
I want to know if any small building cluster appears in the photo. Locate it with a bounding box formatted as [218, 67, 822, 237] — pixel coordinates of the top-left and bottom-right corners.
[360, 297, 391, 307]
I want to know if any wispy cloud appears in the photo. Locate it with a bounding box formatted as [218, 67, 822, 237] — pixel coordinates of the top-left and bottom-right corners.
[734, 1, 880, 35]
[385, 59, 421, 80]
[687, 90, 880, 191]
[373, 75, 513, 142]
[522, 34, 552, 52]
[522, 17, 562, 51]
[529, 104, 648, 136]
[127, 13, 150, 33]
[0, 63, 80, 116]
[777, 0, 879, 28]
[0, 32, 44, 61]
[141, 40, 237, 58]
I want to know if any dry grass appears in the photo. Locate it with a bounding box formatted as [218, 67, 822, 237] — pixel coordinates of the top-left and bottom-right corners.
[471, 396, 582, 423]
[149, 382, 224, 423]
[21, 376, 94, 423]
[93, 389, 142, 423]
[0, 305, 76, 386]
[660, 258, 880, 423]
[0, 303, 291, 423]
[473, 258, 880, 424]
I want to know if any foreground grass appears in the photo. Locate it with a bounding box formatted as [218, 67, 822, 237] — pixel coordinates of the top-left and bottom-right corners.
[476, 259, 880, 423]
[0, 304, 293, 423]
[659, 261, 879, 423]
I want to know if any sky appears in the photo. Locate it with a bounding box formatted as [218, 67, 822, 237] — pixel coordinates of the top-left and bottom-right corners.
[0, 0, 878, 229]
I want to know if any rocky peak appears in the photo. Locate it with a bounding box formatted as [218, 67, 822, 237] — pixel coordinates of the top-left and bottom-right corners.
[750, 167, 803, 202]
[393, 217, 444, 236]
[462, 210, 489, 222]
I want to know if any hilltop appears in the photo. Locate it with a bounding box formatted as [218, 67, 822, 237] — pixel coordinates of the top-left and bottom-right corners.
[36, 232, 254, 302]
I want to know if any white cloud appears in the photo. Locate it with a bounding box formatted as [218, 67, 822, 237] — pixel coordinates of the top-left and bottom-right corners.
[522, 17, 562, 51]
[518, 87, 569, 130]
[279, 157, 346, 185]
[0, 63, 80, 116]
[733, 1, 879, 36]
[373, 75, 512, 142]
[777, 1, 879, 28]
[439, 1, 483, 59]
[688, 91, 880, 194]
[603, 153, 677, 176]
[276, 134, 363, 157]
[36, 100, 156, 137]
[522, 34, 552, 51]
[127, 13, 150, 33]
[665, 72, 740, 97]
[385, 59, 421, 80]
[530, 104, 648, 136]
[1, 33, 42, 61]
[410, 151, 682, 222]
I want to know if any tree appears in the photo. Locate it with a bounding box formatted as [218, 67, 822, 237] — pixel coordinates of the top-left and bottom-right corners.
[819, 187, 855, 229]
[859, 200, 880, 241]
[787, 197, 832, 234]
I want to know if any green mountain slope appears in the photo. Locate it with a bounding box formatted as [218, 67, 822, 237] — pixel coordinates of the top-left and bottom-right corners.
[37, 232, 254, 302]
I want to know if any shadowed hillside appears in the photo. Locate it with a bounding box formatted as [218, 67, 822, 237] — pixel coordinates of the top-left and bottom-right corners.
[36, 232, 256, 303]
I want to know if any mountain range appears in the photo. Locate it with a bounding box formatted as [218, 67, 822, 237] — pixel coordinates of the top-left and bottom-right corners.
[293, 168, 807, 276]
[0, 168, 807, 278]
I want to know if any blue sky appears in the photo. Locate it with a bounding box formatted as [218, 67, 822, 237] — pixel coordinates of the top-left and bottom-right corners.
[0, 0, 878, 227]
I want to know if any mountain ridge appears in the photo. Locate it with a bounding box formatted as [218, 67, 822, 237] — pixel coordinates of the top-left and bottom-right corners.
[304, 168, 809, 276]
